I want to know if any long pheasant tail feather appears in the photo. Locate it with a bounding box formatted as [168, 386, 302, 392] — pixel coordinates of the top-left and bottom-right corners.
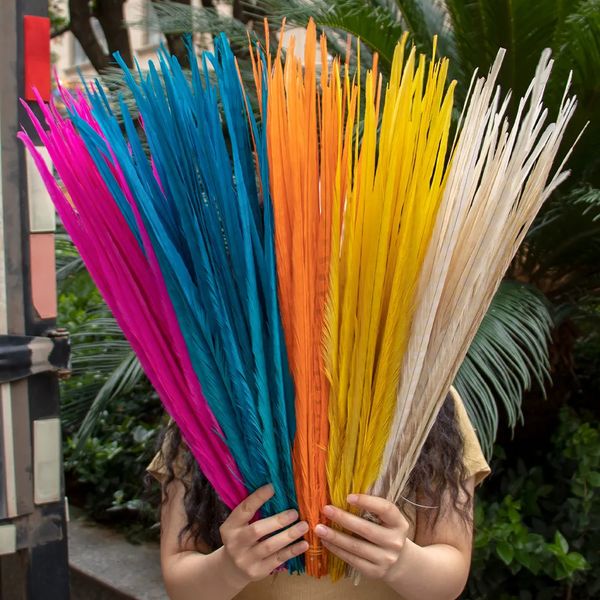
[19, 25, 578, 585]
[323, 36, 455, 579]
[262, 18, 339, 576]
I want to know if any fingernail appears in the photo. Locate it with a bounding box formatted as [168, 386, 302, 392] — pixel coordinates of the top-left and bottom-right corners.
[297, 521, 309, 533]
[286, 509, 298, 520]
[315, 524, 328, 537]
[322, 505, 334, 516]
[266, 483, 275, 495]
[347, 494, 359, 504]
[299, 541, 309, 552]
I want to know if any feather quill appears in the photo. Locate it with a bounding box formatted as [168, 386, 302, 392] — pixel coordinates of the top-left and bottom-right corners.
[323, 37, 455, 579]
[21, 35, 301, 570]
[81, 39, 298, 527]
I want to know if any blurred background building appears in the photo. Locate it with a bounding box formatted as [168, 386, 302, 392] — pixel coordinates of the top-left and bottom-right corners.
[52, 0, 165, 81]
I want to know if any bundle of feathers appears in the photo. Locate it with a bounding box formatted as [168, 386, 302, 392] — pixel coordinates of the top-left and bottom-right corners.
[20, 19, 575, 578]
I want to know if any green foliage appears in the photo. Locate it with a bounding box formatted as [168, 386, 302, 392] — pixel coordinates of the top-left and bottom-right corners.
[467, 408, 600, 598]
[58, 227, 163, 540]
[75, 351, 145, 451]
[63, 391, 164, 542]
[49, 0, 68, 33]
[517, 185, 600, 338]
[261, 0, 416, 66]
[472, 495, 588, 585]
[57, 228, 147, 437]
[455, 282, 553, 457]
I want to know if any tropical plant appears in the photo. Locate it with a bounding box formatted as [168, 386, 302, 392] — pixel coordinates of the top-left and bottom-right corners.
[467, 406, 600, 598]
[57, 228, 147, 443]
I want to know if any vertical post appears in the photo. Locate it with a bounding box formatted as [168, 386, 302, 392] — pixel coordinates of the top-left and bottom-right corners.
[0, 0, 69, 597]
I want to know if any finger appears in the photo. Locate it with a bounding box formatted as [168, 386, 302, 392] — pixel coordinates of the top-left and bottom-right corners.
[314, 523, 385, 563]
[321, 540, 380, 579]
[321, 505, 390, 545]
[347, 494, 405, 527]
[238, 509, 300, 545]
[264, 539, 309, 573]
[227, 484, 274, 529]
[254, 520, 309, 559]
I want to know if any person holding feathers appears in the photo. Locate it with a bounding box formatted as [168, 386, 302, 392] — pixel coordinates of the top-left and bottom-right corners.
[19, 11, 573, 600]
[147, 386, 490, 599]
[143, 20, 572, 600]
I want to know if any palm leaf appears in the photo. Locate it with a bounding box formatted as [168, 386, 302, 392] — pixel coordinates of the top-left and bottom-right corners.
[73, 351, 145, 452]
[55, 228, 85, 282]
[517, 186, 600, 306]
[455, 281, 553, 458]
[258, 0, 419, 69]
[129, 1, 249, 48]
[444, 0, 562, 98]
[550, 0, 600, 180]
[56, 231, 142, 432]
[60, 311, 143, 429]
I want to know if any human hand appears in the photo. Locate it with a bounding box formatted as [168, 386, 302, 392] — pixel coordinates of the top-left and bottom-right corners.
[218, 484, 309, 587]
[314, 494, 409, 581]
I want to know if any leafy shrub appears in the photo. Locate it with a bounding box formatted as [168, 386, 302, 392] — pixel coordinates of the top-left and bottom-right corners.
[63, 387, 164, 542]
[467, 407, 600, 599]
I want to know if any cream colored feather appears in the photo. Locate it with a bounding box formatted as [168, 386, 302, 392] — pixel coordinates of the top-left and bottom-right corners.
[372, 49, 578, 503]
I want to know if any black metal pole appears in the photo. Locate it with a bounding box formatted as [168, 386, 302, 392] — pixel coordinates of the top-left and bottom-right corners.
[0, 0, 69, 597]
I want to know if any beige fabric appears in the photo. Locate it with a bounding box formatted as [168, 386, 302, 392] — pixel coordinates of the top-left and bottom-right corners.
[449, 386, 492, 486]
[147, 387, 491, 599]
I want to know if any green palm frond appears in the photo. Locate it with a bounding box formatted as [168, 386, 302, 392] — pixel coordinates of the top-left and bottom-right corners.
[552, 0, 600, 106]
[455, 281, 554, 458]
[56, 229, 85, 282]
[73, 351, 145, 452]
[97, 66, 143, 119]
[130, 1, 249, 48]
[138, 1, 446, 75]
[56, 230, 146, 434]
[551, 0, 600, 181]
[444, 0, 563, 97]
[389, 0, 443, 53]
[60, 310, 141, 429]
[575, 186, 600, 222]
[517, 186, 600, 309]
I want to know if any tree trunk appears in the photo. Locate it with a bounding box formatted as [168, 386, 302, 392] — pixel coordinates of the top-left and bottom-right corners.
[68, 0, 110, 73]
[164, 33, 190, 69]
[67, 0, 132, 73]
[233, 0, 245, 23]
[95, 0, 133, 68]
[159, 0, 215, 67]
[157, 0, 192, 68]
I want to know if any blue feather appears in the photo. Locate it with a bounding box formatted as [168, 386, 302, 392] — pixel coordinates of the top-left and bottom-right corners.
[72, 36, 301, 570]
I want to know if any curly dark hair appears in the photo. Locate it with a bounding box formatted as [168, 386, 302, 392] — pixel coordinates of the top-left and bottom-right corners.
[149, 392, 472, 551]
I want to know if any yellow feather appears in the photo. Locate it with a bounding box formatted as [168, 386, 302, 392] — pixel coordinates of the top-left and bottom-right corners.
[325, 37, 455, 579]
